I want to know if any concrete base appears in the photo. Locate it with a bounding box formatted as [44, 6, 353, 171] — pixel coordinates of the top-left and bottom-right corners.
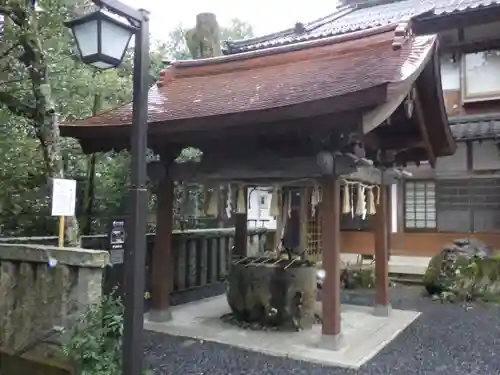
[340, 254, 430, 276]
[144, 295, 420, 369]
[318, 333, 343, 351]
[146, 308, 172, 323]
[373, 304, 392, 317]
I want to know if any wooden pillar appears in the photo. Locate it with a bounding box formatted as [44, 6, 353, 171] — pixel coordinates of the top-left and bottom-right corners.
[233, 187, 248, 258]
[374, 183, 391, 316]
[231, 187, 248, 258]
[273, 190, 284, 251]
[320, 175, 342, 348]
[148, 173, 174, 322]
[386, 185, 392, 260]
[234, 213, 248, 257]
[299, 187, 309, 256]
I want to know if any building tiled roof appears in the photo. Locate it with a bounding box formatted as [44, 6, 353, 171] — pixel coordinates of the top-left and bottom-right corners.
[224, 0, 500, 54]
[450, 114, 500, 141]
[61, 28, 437, 131]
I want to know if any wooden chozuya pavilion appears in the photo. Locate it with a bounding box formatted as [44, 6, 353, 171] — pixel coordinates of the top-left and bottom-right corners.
[61, 22, 455, 345]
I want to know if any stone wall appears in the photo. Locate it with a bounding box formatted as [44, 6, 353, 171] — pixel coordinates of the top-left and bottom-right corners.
[0, 244, 108, 367]
[0, 229, 268, 309]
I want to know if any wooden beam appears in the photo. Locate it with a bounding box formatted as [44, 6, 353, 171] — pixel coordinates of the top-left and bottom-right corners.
[169, 153, 389, 184]
[413, 87, 437, 168]
[362, 88, 410, 134]
[78, 111, 362, 155]
[413, 6, 500, 35]
[364, 132, 425, 151]
[415, 49, 456, 157]
[63, 85, 387, 149]
[440, 37, 500, 55]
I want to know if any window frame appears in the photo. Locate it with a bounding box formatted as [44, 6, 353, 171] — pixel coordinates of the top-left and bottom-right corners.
[461, 49, 500, 103]
[403, 180, 437, 232]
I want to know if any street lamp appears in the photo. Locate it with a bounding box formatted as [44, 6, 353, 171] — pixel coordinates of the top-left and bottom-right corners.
[65, 10, 135, 69]
[65, 2, 150, 375]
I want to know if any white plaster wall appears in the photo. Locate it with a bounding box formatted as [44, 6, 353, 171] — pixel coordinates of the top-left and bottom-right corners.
[473, 140, 500, 170]
[436, 143, 467, 172]
[440, 54, 460, 91]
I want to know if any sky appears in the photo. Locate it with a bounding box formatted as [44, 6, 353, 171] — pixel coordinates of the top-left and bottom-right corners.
[120, 0, 339, 42]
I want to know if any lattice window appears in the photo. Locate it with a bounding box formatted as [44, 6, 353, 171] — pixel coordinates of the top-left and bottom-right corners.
[306, 203, 322, 262]
[404, 181, 436, 230]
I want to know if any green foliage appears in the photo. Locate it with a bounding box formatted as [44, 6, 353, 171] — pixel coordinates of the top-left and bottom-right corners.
[432, 255, 500, 304]
[0, 0, 253, 237]
[165, 19, 254, 61]
[63, 292, 151, 375]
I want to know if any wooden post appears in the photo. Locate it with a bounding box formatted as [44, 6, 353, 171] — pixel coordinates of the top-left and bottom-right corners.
[374, 183, 391, 316]
[273, 190, 284, 251]
[320, 175, 342, 348]
[386, 185, 392, 260]
[299, 187, 309, 257]
[58, 216, 65, 248]
[148, 172, 174, 322]
[233, 187, 248, 258]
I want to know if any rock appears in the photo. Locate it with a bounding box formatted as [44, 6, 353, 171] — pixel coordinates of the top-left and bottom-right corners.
[423, 238, 495, 296]
[317, 264, 374, 290]
[250, 323, 262, 330]
[226, 257, 316, 330]
[341, 265, 375, 289]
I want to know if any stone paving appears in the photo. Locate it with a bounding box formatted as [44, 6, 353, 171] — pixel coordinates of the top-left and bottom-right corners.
[143, 284, 500, 375]
[145, 295, 419, 369]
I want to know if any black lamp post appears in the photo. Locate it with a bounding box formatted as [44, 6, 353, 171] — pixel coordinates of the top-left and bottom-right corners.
[65, 2, 150, 375]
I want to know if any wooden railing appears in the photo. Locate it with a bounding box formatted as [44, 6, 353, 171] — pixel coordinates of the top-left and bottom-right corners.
[0, 228, 269, 294]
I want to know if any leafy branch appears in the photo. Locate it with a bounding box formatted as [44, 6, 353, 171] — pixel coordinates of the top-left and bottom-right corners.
[0, 6, 24, 25]
[0, 90, 36, 119]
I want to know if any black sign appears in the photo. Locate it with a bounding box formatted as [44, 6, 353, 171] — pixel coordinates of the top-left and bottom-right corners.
[108, 219, 126, 265]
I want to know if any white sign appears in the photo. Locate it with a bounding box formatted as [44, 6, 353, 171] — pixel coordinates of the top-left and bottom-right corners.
[51, 178, 77, 217]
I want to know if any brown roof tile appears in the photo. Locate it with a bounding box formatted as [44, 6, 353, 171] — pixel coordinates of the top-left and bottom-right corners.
[62, 26, 436, 130]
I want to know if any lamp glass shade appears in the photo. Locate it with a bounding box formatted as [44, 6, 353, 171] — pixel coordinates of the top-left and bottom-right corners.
[66, 10, 135, 69]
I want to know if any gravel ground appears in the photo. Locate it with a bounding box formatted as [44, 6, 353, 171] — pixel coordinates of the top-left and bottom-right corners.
[144, 284, 500, 375]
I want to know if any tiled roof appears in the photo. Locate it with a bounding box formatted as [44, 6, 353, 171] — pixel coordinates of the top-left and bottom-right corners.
[224, 0, 500, 54]
[450, 115, 500, 141]
[61, 29, 436, 130]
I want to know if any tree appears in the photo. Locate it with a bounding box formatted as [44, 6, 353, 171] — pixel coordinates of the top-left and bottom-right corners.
[0, 7, 254, 238]
[0, 0, 86, 244]
[165, 17, 254, 61]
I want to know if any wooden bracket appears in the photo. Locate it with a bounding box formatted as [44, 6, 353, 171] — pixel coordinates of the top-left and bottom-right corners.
[392, 22, 413, 51]
[413, 87, 436, 167]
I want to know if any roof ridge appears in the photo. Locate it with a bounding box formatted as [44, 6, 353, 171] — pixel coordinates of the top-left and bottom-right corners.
[172, 23, 397, 72]
[303, 4, 354, 31]
[224, 4, 353, 52]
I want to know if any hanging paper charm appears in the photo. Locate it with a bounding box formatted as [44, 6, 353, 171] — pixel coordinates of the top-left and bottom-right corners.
[205, 185, 219, 216]
[342, 182, 351, 215]
[226, 184, 233, 219]
[355, 183, 365, 217]
[269, 186, 280, 217]
[236, 185, 246, 214]
[367, 187, 376, 215]
[311, 186, 321, 217]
